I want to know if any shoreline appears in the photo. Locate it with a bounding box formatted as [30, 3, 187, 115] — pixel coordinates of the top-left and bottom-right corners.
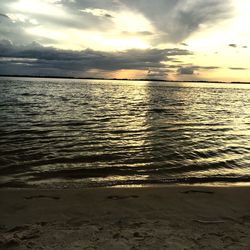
[1, 180, 250, 191]
[1, 185, 249, 249]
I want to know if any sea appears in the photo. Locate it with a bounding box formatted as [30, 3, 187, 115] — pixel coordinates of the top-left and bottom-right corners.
[0, 77, 250, 188]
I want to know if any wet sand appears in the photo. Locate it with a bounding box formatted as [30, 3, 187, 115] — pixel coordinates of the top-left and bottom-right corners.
[0, 186, 249, 249]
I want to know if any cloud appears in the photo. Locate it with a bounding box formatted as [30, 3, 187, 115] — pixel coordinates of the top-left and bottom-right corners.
[0, 0, 233, 49]
[177, 65, 219, 75]
[229, 67, 248, 70]
[59, 0, 120, 10]
[228, 44, 249, 49]
[0, 0, 115, 47]
[0, 40, 191, 77]
[0, 13, 34, 44]
[121, 31, 153, 36]
[0, 13, 9, 18]
[178, 66, 194, 75]
[0, 39, 13, 52]
[147, 68, 172, 79]
[120, 0, 233, 43]
[104, 13, 113, 18]
[80, 8, 113, 18]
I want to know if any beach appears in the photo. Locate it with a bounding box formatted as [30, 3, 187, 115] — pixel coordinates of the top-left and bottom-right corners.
[0, 185, 249, 249]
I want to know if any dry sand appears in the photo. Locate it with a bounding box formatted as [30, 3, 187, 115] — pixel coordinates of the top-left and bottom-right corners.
[0, 185, 249, 249]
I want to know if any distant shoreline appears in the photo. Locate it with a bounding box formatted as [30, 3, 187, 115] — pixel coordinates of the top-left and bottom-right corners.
[0, 74, 249, 84]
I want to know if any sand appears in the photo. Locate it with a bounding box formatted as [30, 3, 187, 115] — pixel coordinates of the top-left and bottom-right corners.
[0, 185, 249, 249]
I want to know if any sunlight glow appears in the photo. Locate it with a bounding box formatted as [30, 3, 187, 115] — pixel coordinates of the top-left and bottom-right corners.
[11, 0, 67, 17]
[115, 11, 154, 33]
[26, 26, 150, 51]
[110, 69, 147, 79]
[80, 8, 154, 34]
[26, 26, 67, 42]
[102, 37, 150, 50]
[75, 31, 150, 50]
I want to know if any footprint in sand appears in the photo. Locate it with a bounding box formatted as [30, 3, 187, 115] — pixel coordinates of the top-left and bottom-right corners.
[0, 224, 40, 248]
[106, 195, 139, 200]
[181, 190, 214, 194]
[24, 195, 60, 200]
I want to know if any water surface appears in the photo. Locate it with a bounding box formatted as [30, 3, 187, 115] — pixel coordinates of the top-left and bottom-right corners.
[0, 77, 250, 188]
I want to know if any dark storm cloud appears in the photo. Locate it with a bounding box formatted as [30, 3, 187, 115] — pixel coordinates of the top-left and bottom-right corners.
[0, 40, 191, 76]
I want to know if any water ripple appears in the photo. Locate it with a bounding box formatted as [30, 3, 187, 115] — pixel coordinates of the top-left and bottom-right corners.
[0, 78, 250, 188]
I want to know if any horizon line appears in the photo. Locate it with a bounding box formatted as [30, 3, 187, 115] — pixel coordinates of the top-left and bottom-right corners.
[0, 74, 249, 84]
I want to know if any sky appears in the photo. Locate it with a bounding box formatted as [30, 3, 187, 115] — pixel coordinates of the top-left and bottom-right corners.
[0, 0, 249, 81]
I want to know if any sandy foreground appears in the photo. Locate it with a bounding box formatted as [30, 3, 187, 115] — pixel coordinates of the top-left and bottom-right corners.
[0, 185, 249, 250]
